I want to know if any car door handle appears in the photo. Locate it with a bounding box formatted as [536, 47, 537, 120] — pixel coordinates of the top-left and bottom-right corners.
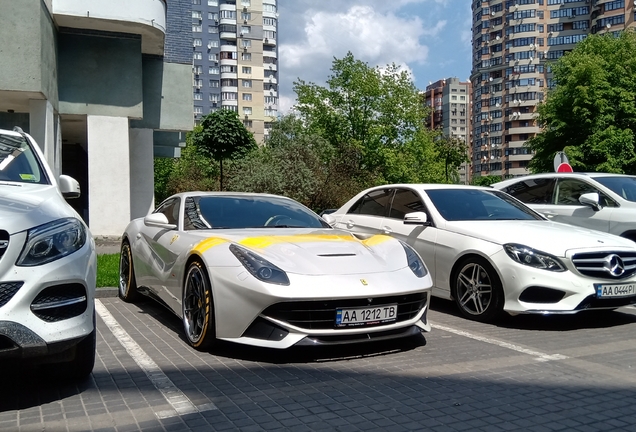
[136, 233, 142, 239]
[346, 220, 356, 228]
[382, 226, 393, 234]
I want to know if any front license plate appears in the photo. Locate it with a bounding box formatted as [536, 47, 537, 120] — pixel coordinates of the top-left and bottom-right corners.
[595, 283, 636, 298]
[335, 304, 397, 327]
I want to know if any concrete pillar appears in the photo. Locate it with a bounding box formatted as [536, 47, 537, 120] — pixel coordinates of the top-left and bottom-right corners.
[129, 128, 155, 219]
[87, 115, 131, 237]
[29, 99, 56, 175]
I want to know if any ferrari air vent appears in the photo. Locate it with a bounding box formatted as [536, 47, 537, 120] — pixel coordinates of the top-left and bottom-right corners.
[30, 283, 87, 322]
[0, 282, 23, 308]
[0, 230, 8, 261]
[572, 251, 636, 280]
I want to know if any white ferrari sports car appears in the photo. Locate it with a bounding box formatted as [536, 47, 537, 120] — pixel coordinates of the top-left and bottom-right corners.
[119, 192, 432, 350]
[326, 184, 636, 322]
[0, 127, 96, 379]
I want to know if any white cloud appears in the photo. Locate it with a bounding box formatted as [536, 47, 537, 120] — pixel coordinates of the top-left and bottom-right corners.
[278, 3, 434, 112]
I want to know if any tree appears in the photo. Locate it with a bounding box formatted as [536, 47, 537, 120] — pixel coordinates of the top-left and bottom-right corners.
[192, 109, 257, 190]
[434, 134, 469, 183]
[528, 31, 636, 174]
[293, 52, 443, 183]
[470, 175, 502, 187]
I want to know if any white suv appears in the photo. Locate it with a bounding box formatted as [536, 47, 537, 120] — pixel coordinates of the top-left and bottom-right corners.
[492, 173, 636, 241]
[0, 127, 96, 379]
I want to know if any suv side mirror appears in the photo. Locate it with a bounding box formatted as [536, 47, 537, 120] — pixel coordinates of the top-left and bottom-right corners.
[579, 192, 602, 211]
[59, 175, 81, 199]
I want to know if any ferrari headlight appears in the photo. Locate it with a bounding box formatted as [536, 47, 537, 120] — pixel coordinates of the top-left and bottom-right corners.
[229, 244, 290, 285]
[503, 243, 565, 272]
[400, 241, 428, 278]
[17, 218, 87, 267]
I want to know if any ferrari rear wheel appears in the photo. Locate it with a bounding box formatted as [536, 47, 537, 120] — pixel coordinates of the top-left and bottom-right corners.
[119, 241, 140, 303]
[183, 261, 216, 351]
[453, 257, 504, 323]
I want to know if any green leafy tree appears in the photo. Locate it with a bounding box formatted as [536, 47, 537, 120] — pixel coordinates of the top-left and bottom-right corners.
[434, 134, 469, 183]
[470, 175, 502, 187]
[528, 31, 636, 174]
[192, 109, 257, 190]
[293, 52, 442, 183]
[153, 156, 175, 203]
[165, 126, 219, 195]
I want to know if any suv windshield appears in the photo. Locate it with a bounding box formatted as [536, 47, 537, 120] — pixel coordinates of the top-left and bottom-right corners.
[0, 133, 48, 184]
[594, 176, 636, 202]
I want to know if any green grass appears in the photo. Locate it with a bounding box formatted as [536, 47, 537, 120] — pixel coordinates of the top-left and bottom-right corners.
[97, 253, 120, 288]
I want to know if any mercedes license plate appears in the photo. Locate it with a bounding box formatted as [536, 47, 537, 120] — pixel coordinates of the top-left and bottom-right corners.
[335, 304, 397, 327]
[595, 283, 636, 298]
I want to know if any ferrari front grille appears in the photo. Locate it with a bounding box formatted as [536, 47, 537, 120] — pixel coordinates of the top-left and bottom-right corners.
[571, 251, 636, 280]
[262, 292, 428, 330]
[30, 283, 87, 322]
[0, 282, 23, 308]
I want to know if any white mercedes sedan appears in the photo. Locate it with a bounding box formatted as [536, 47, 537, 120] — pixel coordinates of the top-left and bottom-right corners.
[326, 184, 636, 322]
[119, 192, 432, 350]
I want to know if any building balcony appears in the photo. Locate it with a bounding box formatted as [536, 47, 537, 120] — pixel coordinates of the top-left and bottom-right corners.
[264, 37, 277, 46]
[507, 140, 527, 148]
[219, 18, 237, 25]
[508, 153, 532, 162]
[263, 49, 277, 58]
[220, 72, 238, 79]
[265, 76, 277, 84]
[221, 43, 238, 52]
[220, 58, 238, 66]
[220, 31, 237, 40]
[221, 86, 238, 93]
[221, 100, 238, 106]
[507, 167, 530, 176]
[265, 63, 277, 72]
[507, 126, 540, 135]
[52, 0, 166, 55]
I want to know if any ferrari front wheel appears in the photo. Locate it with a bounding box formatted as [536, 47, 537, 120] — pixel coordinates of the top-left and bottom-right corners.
[182, 261, 216, 351]
[119, 241, 140, 303]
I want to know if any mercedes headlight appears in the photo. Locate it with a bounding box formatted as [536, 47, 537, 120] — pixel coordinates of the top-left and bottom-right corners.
[229, 244, 290, 285]
[504, 243, 565, 272]
[17, 218, 87, 266]
[400, 241, 428, 278]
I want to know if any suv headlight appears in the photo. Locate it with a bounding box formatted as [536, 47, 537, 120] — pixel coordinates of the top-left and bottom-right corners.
[504, 243, 565, 272]
[17, 218, 87, 266]
[400, 241, 428, 278]
[229, 244, 290, 285]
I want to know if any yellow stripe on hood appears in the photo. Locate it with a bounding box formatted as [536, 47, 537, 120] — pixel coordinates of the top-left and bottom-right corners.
[239, 233, 392, 249]
[192, 237, 229, 254]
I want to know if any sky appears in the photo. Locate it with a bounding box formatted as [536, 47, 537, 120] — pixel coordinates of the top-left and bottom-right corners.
[277, 0, 474, 113]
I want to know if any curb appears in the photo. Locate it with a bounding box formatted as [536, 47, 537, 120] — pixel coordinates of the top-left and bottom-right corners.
[96, 287, 119, 298]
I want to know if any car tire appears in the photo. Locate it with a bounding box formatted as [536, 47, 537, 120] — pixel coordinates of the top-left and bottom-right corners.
[452, 256, 504, 322]
[182, 261, 216, 351]
[119, 241, 140, 303]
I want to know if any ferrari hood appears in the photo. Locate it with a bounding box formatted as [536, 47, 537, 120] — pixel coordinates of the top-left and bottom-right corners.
[444, 220, 635, 256]
[192, 228, 411, 275]
[0, 183, 77, 234]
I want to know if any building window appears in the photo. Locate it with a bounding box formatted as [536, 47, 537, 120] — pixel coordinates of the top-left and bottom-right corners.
[243, 107, 252, 115]
[193, 79, 203, 88]
[222, 92, 238, 100]
[208, 0, 218, 5]
[209, 53, 218, 61]
[242, 93, 252, 101]
[241, 53, 251, 61]
[243, 120, 253, 128]
[193, 52, 202, 60]
[241, 0, 251, 5]
[225, 105, 238, 113]
[221, 65, 237, 73]
[193, 24, 202, 32]
[209, 66, 219, 74]
[210, 94, 219, 102]
[242, 12, 251, 20]
[193, 0, 201, 4]
[192, 11, 202, 19]
[263, 18, 276, 27]
[193, 38, 202, 46]
[194, 106, 203, 114]
[193, 65, 202, 74]
[208, 12, 218, 20]
[209, 26, 218, 33]
[242, 80, 252, 88]
[194, 92, 202, 100]
[220, 10, 236, 19]
[241, 39, 251, 48]
[241, 26, 251, 35]
[210, 80, 219, 87]
[242, 66, 252, 74]
[207, 40, 219, 48]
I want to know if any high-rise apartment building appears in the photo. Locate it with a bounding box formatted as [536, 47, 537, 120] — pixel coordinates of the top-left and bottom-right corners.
[470, 0, 633, 180]
[191, 0, 278, 143]
[423, 78, 473, 184]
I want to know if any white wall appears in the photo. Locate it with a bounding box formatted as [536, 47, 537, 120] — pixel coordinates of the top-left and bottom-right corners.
[129, 128, 155, 219]
[87, 115, 131, 236]
[29, 99, 56, 175]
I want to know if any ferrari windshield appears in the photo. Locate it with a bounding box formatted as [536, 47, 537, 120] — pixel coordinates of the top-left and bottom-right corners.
[594, 176, 636, 202]
[184, 195, 331, 230]
[425, 188, 543, 221]
[0, 132, 48, 184]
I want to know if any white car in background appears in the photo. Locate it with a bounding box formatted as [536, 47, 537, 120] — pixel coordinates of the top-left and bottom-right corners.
[326, 184, 636, 322]
[492, 173, 636, 242]
[0, 127, 96, 379]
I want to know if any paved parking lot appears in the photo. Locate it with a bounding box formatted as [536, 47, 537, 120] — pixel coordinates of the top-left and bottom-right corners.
[2, 294, 636, 432]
